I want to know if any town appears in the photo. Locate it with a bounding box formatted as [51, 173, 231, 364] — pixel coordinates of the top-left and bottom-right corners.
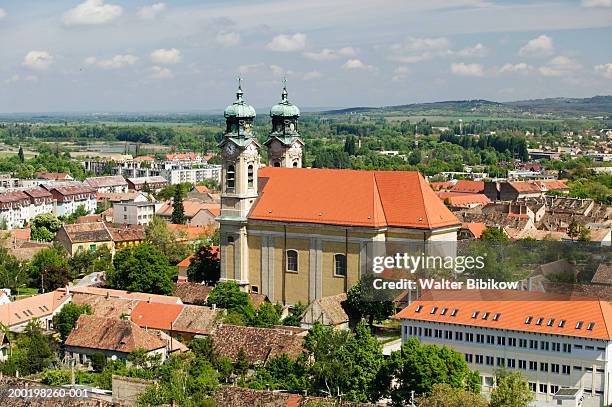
[1, 1, 612, 406]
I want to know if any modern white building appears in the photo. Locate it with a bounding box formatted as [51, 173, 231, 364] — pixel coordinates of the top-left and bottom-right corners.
[396, 292, 612, 407]
[43, 183, 97, 217]
[0, 188, 54, 229]
[113, 201, 158, 225]
[160, 165, 221, 185]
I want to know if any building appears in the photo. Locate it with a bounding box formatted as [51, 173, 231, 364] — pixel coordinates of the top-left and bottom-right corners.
[396, 292, 612, 406]
[438, 192, 490, 209]
[0, 191, 31, 229]
[54, 221, 114, 256]
[24, 188, 54, 219]
[0, 290, 71, 332]
[301, 293, 349, 330]
[108, 224, 146, 249]
[44, 183, 97, 217]
[449, 180, 485, 194]
[65, 314, 166, 365]
[160, 166, 222, 186]
[84, 175, 128, 193]
[113, 201, 157, 225]
[157, 200, 220, 227]
[36, 172, 73, 181]
[127, 176, 168, 192]
[217, 84, 460, 305]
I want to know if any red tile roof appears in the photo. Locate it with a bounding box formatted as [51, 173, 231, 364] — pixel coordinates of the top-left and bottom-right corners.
[461, 222, 486, 239]
[193, 185, 210, 193]
[438, 192, 490, 207]
[510, 181, 542, 193]
[250, 168, 459, 230]
[429, 181, 454, 191]
[130, 301, 184, 330]
[134, 155, 154, 161]
[36, 172, 71, 180]
[535, 180, 569, 191]
[450, 180, 485, 194]
[158, 200, 220, 219]
[395, 291, 612, 340]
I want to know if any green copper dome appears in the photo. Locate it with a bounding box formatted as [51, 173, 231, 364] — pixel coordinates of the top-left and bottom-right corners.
[224, 84, 256, 118]
[270, 86, 300, 117]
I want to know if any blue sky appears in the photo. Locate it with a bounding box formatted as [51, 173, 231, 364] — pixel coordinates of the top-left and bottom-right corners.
[0, 0, 611, 113]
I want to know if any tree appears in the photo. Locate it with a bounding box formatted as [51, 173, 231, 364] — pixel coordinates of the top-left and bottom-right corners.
[189, 337, 218, 366]
[186, 244, 220, 284]
[144, 216, 190, 264]
[250, 301, 281, 328]
[480, 226, 509, 242]
[417, 383, 488, 407]
[234, 348, 249, 377]
[171, 186, 186, 224]
[379, 338, 480, 406]
[107, 243, 176, 295]
[489, 370, 534, 407]
[1, 322, 53, 376]
[0, 246, 28, 293]
[578, 226, 592, 242]
[41, 264, 71, 292]
[53, 303, 92, 342]
[91, 352, 107, 372]
[29, 244, 69, 292]
[207, 281, 250, 310]
[343, 274, 395, 328]
[18, 146, 25, 163]
[567, 218, 580, 241]
[68, 245, 113, 279]
[282, 302, 306, 327]
[30, 213, 62, 242]
[247, 353, 308, 392]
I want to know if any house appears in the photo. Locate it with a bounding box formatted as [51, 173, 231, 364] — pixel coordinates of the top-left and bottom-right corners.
[0, 191, 31, 229]
[168, 224, 215, 243]
[395, 291, 612, 406]
[54, 222, 114, 256]
[165, 152, 203, 163]
[36, 172, 73, 181]
[71, 292, 139, 319]
[592, 263, 612, 286]
[438, 192, 490, 209]
[65, 315, 166, 365]
[160, 166, 222, 186]
[113, 201, 158, 225]
[177, 254, 194, 282]
[535, 180, 570, 194]
[212, 387, 379, 407]
[301, 293, 349, 330]
[499, 182, 543, 201]
[108, 224, 146, 249]
[173, 282, 212, 305]
[210, 325, 306, 366]
[127, 176, 168, 192]
[0, 290, 71, 332]
[157, 200, 220, 227]
[0, 330, 10, 362]
[67, 285, 183, 304]
[44, 183, 97, 217]
[96, 191, 148, 205]
[459, 222, 486, 240]
[84, 176, 128, 194]
[449, 180, 485, 194]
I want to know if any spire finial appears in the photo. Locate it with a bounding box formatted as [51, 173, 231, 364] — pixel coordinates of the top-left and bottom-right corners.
[236, 77, 244, 102]
[281, 77, 288, 102]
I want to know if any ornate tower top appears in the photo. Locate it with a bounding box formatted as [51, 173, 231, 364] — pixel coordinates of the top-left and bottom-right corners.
[270, 79, 300, 118]
[224, 77, 256, 119]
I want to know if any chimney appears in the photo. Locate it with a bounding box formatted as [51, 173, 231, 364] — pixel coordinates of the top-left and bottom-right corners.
[212, 303, 216, 310]
[65, 285, 70, 296]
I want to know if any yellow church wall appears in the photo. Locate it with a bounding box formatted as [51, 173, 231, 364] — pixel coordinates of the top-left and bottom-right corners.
[283, 238, 311, 304]
[321, 241, 360, 298]
[247, 235, 262, 291]
[225, 243, 235, 280]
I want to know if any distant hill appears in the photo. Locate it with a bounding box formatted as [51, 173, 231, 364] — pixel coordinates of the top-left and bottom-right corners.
[322, 96, 612, 118]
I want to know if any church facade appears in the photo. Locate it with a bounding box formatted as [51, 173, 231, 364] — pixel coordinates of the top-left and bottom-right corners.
[217, 83, 461, 305]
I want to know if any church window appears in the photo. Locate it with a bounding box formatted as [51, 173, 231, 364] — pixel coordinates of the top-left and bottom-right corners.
[286, 250, 298, 272]
[274, 161, 281, 167]
[247, 165, 254, 188]
[227, 165, 235, 189]
[292, 161, 298, 168]
[334, 254, 347, 277]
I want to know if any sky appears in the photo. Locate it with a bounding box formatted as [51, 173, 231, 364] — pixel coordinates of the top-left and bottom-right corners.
[0, 0, 611, 113]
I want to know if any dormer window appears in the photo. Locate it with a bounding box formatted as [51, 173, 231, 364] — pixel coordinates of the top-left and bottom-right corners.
[493, 313, 501, 321]
[576, 321, 584, 329]
[430, 307, 438, 315]
[482, 312, 490, 320]
[471, 311, 479, 319]
[450, 309, 459, 316]
[440, 307, 448, 316]
[415, 305, 423, 313]
[536, 317, 544, 325]
[525, 316, 533, 324]
[587, 322, 595, 331]
[547, 318, 555, 327]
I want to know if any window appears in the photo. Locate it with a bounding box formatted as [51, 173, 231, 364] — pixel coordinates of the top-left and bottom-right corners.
[507, 359, 516, 369]
[525, 316, 533, 324]
[493, 312, 501, 321]
[464, 354, 473, 363]
[415, 305, 423, 313]
[550, 385, 559, 395]
[536, 317, 544, 325]
[558, 319, 566, 328]
[576, 321, 584, 329]
[482, 312, 490, 320]
[539, 384, 548, 394]
[508, 337, 517, 347]
[286, 250, 298, 272]
[551, 363, 560, 374]
[587, 322, 595, 331]
[475, 355, 483, 364]
[78, 245, 84, 252]
[497, 357, 505, 367]
[251, 285, 259, 293]
[440, 307, 448, 316]
[245, 164, 255, 188]
[519, 360, 527, 370]
[547, 318, 555, 327]
[431, 306, 439, 314]
[445, 330, 452, 340]
[486, 356, 494, 366]
[562, 365, 570, 375]
[454, 331, 463, 341]
[552, 342, 560, 352]
[528, 382, 536, 392]
[487, 335, 495, 344]
[472, 311, 480, 319]
[519, 338, 527, 348]
[540, 341, 549, 351]
[334, 254, 347, 277]
[497, 336, 506, 346]
[227, 165, 235, 189]
[466, 333, 474, 342]
[89, 244, 96, 251]
[529, 340, 538, 349]
[529, 361, 537, 371]
[451, 308, 459, 316]
[563, 343, 572, 353]
[227, 236, 234, 243]
[540, 362, 548, 372]
[476, 334, 484, 344]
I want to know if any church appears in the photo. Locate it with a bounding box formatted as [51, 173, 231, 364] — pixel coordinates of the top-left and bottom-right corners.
[217, 82, 460, 305]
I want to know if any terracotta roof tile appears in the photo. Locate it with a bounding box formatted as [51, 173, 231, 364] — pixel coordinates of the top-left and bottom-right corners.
[510, 181, 542, 193]
[84, 176, 127, 188]
[438, 192, 490, 207]
[172, 304, 222, 335]
[130, 301, 184, 330]
[0, 290, 71, 327]
[72, 293, 138, 319]
[173, 282, 212, 305]
[59, 222, 112, 243]
[592, 263, 612, 285]
[450, 180, 485, 194]
[461, 222, 486, 239]
[66, 286, 182, 304]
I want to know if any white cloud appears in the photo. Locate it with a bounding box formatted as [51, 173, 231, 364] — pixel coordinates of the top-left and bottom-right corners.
[85, 54, 138, 69]
[0, 8, 7, 20]
[454, 43, 487, 57]
[63, 0, 122, 26]
[266, 33, 307, 52]
[396, 37, 450, 52]
[150, 66, 173, 79]
[303, 70, 322, 80]
[342, 59, 374, 71]
[595, 63, 612, 79]
[303, 46, 358, 61]
[498, 62, 533, 74]
[538, 56, 582, 77]
[216, 31, 240, 46]
[392, 66, 411, 81]
[150, 48, 181, 65]
[338, 47, 357, 56]
[138, 3, 166, 20]
[237, 63, 264, 74]
[451, 62, 484, 77]
[23, 51, 54, 70]
[518, 35, 554, 57]
[582, 0, 612, 7]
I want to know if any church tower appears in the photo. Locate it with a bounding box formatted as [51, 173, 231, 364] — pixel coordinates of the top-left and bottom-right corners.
[265, 81, 304, 168]
[218, 80, 260, 289]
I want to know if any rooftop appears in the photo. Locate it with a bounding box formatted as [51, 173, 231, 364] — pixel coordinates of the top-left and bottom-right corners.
[58, 222, 113, 244]
[84, 175, 128, 188]
[0, 290, 71, 327]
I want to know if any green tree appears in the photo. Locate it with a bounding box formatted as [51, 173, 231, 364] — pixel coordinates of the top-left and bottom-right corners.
[30, 213, 62, 242]
[489, 370, 534, 407]
[0, 246, 28, 292]
[568, 218, 580, 241]
[107, 243, 176, 295]
[189, 337, 218, 365]
[578, 226, 592, 242]
[144, 216, 190, 264]
[171, 186, 186, 224]
[282, 302, 306, 327]
[18, 146, 25, 163]
[53, 303, 92, 342]
[480, 226, 509, 242]
[40, 264, 71, 292]
[29, 243, 69, 292]
[207, 281, 250, 310]
[186, 244, 220, 284]
[91, 352, 107, 372]
[343, 274, 395, 327]
[216, 355, 234, 382]
[234, 348, 249, 377]
[417, 383, 488, 407]
[247, 353, 308, 392]
[2, 322, 53, 376]
[250, 301, 281, 328]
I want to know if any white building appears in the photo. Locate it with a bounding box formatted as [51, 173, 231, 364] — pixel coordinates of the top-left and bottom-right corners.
[396, 292, 612, 406]
[44, 183, 97, 217]
[84, 175, 128, 193]
[113, 201, 158, 225]
[160, 165, 221, 185]
[0, 188, 55, 229]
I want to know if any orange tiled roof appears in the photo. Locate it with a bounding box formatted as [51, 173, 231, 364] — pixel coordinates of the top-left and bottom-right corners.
[0, 290, 71, 327]
[168, 224, 216, 240]
[461, 222, 486, 239]
[250, 168, 459, 230]
[193, 185, 210, 193]
[177, 255, 195, 268]
[438, 192, 490, 207]
[134, 155, 155, 161]
[535, 180, 569, 191]
[158, 200, 220, 219]
[395, 291, 612, 340]
[450, 180, 485, 194]
[510, 181, 543, 193]
[130, 301, 184, 330]
[429, 181, 454, 191]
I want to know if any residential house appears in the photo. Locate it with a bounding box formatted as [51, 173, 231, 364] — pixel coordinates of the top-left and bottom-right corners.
[96, 191, 148, 205]
[160, 166, 222, 186]
[67, 286, 182, 305]
[44, 183, 97, 217]
[301, 293, 349, 330]
[0, 290, 71, 332]
[213, 387, 378, 407]
[459, 222, 487, 240]
[113, 201, 157, 225]
[592, 263, 612, 286]
[438, 192, 490, 209]
[499, 181, 544, 201]
[54, 221, 114, 256]
[84, 175, 128, 194]
[535, 180, 570, 194]
[71, 292, 139, 319]
[24, 188, 54, 220]
[0, 191, 31, 229]
[36, 172, 73, 181]
[173, 282, 212, 305]
[108, 224, 145, 250]
[127, 176, 168, 192]
[65, 315, 167, 365]
[450, 180, 485, 194]
[157, 200, 220, 227]
[176, 255, 194, 282]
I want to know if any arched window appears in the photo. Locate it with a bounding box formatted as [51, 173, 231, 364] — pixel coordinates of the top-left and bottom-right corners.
[247, 164, 254, 188]
[334, 254, 347, 277]
[286, 250, 298, 272]
[274, 161, 281, 167]
[227, 165, 235, 189]
[292, 161, 298, 168]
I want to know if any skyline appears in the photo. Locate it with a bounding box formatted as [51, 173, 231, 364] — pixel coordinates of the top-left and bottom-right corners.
[0, 0, 611, 113]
